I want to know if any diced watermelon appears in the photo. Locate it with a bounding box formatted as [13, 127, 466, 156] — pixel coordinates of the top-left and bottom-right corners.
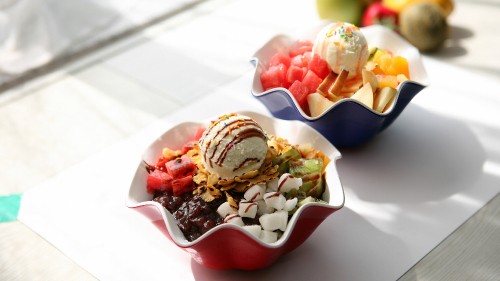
[289, 41, 313, 57]
[290, 55, 304, 68]
[301, 67, 308, 80]
[166, 154, 196, 178]
[290, 51, 313, 68]
[155, 157, 169, 172]
[308, 54, 330, 79]
[269, 52, 291, 68]
[181, 141, 197, 154]
[286, 65, 304, 85]
[195, 127, 205, 141]
[260, 63, 288, 90]
[172, 174, 194, 196]
[288, 80, 309, 112]
[302, 70, 323, 94]
[146, 169, 173, 194]
[301, 52, 313, 67]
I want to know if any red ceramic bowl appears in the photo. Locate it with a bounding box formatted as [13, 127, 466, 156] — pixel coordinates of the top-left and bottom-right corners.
[126, 111, 345, 270]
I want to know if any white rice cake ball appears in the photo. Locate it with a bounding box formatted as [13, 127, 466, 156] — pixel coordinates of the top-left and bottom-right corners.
[224, 214, 244, 226]
[244, 184, 266, 202]
[284, 197, 298, 212]
[277, 173, 302, 193]
[239, 200, 258, 218]
[259, 210, 288, 231]
[256, 199, 274, 215]
[242, 225, 262, 238]
[259, 230, 278, 243]
[264, 192, 286, 210]
[217, 201, 237, 218]
[266, 177, 279, 192]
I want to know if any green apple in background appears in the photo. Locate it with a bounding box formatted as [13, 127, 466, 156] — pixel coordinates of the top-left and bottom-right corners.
[315, 0, 367, 25]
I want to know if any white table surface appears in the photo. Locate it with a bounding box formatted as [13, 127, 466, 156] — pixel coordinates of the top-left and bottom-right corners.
[1, 0, 499, 280]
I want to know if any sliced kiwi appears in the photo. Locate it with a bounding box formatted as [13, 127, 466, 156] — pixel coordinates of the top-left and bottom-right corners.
[272, 147, 301, 174]
[297, 196, 327, 207]
[289, 158, 324, 178]
[299, 172, 321, 192]
[306, 177, 325, 198]
[299, 173, 324, 198]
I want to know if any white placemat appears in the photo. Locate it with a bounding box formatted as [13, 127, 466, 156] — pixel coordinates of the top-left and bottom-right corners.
[18, 59, 500, 280]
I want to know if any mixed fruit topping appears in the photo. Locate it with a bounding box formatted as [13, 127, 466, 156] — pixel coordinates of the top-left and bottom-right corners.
[316, 0, 453, 52]
[259, 21, 411, 117]
[145, 113, 330, 243]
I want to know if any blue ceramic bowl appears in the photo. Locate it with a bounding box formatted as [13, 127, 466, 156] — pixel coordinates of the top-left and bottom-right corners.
[250, 23, 429, 147]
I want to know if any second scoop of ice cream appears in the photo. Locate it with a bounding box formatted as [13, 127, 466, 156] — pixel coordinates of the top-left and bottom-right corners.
[199, 113, 268, 180]
[313, 22, 369, 79]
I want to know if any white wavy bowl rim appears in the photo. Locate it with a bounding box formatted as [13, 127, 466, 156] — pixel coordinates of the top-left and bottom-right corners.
[126, 111, 345, 248]
[250, 22, 430, 120]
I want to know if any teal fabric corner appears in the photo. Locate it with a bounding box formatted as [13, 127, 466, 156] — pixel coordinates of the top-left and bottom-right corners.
[0, 193, 22, 223]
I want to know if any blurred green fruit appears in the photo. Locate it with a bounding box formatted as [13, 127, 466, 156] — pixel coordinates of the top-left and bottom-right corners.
[316, 0, 365, 25]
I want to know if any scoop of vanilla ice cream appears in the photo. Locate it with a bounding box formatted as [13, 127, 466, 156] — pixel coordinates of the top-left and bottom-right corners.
[199, 113, 268, 179]
[313, 22, 369, 79]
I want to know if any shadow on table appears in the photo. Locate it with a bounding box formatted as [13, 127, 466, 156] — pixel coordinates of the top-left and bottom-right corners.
[428, 24, 500, 78]
[338, 105, 485, 203]
[418, 24, 472, 60]
[431, 25, 473, 59]
[190, 208, 411, 281]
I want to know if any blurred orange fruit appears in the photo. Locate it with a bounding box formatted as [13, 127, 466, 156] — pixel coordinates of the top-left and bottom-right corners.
[382, 0, 454, 16]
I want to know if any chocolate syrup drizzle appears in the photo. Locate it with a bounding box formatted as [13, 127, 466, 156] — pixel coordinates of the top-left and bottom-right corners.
[200, 116, 265, 173]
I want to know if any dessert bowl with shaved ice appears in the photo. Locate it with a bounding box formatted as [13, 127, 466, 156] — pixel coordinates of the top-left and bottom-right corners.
[127, 111, 344, 270]
[250, 21, 429, 147]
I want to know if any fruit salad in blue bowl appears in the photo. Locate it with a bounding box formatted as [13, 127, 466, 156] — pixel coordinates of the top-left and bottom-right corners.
[250, 21, 428, 147]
